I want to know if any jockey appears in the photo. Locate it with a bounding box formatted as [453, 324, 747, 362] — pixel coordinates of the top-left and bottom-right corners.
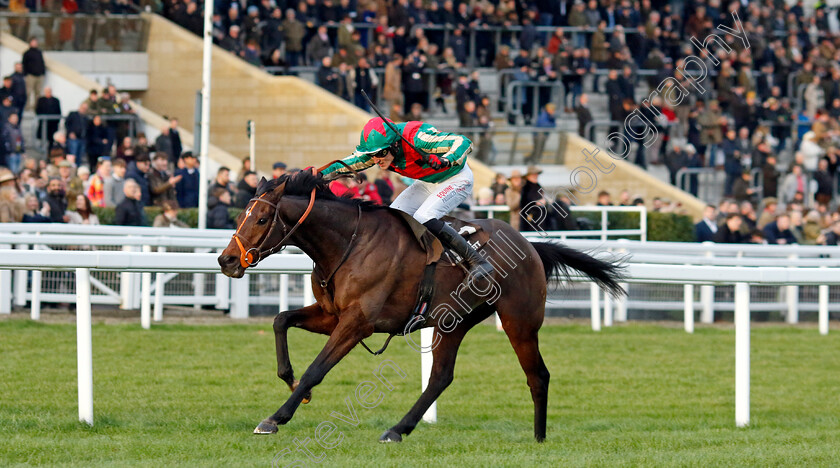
[321, 117, 494, 282]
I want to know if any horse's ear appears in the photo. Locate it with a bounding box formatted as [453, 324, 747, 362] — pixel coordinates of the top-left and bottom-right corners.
[256, 176, 268, 189]
[273, 181, 287, 196]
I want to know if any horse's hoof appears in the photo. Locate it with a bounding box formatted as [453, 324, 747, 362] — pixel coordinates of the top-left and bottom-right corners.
[254, 420, 278, 435]
[378, 430, 402, 443]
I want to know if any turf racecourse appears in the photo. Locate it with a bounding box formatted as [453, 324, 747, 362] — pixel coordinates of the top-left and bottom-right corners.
[1, 318, 839, 467]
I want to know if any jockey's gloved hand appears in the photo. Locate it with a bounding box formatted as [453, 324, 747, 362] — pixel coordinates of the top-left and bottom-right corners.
[427, 156, 450, 170]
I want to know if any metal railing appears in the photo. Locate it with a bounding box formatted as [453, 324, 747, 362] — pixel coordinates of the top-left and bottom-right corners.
[472, 205, 647, 241]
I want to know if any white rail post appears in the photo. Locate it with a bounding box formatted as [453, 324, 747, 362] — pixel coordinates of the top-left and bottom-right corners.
[684, 283, 694, 333]
[279, 274, 289, 312]
[603, 292, 613, 327]
[494, 313, 504, 331]
[31, 270, 42, 320]
[735, 282, 750, 428]
[819, 270, 829, 336]
[230, 276, 250, 319]
[303, 274, 315, 306]
[421, 327, 436, 423]
[590, 282, 601, 331]
[140, 246, 152, 329]
[76, 267, 94, 426]
[616, 282, 628, 322]
[639, 206, 647, 242]
[700, 244, 714, 323]
[14, 243, 28, 307]
[786, 253, 799, 324]
[154, 247, 166, 322]
[120, 245, 134, 310]
[1, 243, 12, 314]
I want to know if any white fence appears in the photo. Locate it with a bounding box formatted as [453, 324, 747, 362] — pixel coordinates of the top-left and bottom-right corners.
[472, 205, 648, 241]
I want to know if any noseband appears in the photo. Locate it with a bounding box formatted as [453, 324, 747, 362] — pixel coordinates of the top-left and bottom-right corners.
[232, 188, 317, 269]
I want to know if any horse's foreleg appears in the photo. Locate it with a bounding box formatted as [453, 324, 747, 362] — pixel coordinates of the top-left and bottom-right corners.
[256, 312, 372, 434]
[273, 303, 337, 397]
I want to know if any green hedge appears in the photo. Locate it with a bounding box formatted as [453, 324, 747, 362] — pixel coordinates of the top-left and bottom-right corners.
[575, 210, 694, 242]
[90, 207, 243, 228]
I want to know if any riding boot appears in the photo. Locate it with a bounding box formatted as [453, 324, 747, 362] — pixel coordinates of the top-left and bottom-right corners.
[424, 219, 494, 282]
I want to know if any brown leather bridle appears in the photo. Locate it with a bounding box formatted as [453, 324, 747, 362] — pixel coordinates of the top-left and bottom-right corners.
[232, 189, 316, 269]
[230, 162, 359, 270]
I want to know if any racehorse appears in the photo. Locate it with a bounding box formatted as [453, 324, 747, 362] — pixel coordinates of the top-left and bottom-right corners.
[218, 169, 625, 442]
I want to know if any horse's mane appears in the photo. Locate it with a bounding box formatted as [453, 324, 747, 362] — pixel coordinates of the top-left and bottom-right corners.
[256, 170, 388, 211]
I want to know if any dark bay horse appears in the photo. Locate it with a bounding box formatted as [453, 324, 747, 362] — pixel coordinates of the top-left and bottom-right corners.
[218, 170, 624, 442]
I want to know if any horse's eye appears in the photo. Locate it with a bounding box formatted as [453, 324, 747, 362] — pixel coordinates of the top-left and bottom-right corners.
[257, 218, 268, 225]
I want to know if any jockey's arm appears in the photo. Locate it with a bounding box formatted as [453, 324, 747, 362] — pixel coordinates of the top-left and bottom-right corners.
[415, 126, 474, 167]
[320, 151, 376, 180]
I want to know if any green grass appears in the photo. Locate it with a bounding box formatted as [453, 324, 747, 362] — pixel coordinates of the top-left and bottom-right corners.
[1, 319, 839, 467]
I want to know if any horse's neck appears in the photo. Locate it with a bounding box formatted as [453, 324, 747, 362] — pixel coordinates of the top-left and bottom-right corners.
[288, 200, 359, 268]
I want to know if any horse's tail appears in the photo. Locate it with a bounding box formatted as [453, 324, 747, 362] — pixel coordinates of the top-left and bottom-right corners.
[530, 241, 626, 298]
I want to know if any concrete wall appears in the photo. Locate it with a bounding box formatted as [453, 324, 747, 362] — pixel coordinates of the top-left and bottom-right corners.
[561, 132, 706, 220]
[141, 14, 495, 188]
[1, 32, 240, 177]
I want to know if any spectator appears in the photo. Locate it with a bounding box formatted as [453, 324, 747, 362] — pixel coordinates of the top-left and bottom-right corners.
[155, 124, 173, 159]
[65, 102, 90, 161]
[104, 158, 127, 208]
[207, 186, 234, 229]
[356, 173, 383, 205]
[44, 177, 69, 223]
[0, 185, 24, 223]
[813, 158, 833, 206]
[168, 117, 183, 163]
[374, 169, 395, 205]
[87, 157, 112, 207]
[306, 25, 332, 65]
[35, 87, 61, 148]
[781, 165, 807, 205]
[596, 191, 612, 206]
[329, 177, 360, 198]
[695, 204, 718, 242]
[126, 154, 152, 206]
[221, 25, 244, 56]
[114, 179, 147, 226]
[148, 152, 181, 207]
[83, 89, 101, 116]
[383, 54, 404, 110]
[10, 63, 26, 121]
[317, 56, 340, 95]
[210, 166, 236, 198]
[1, 113, 25, 173]
[282, 9, 305, 66]
[21, 193, 51, 223]
[153, 200, 189, 228]
[519, 166, 545, 232]
[713, 213, 745, 243]
[526, 103, 556, 164]
[505, 170, 524, 231]
[234, 170, 258, 208]
[802, 211, 822, 245]
[22, 37, 46, 109]
[57, 160, 83, 203]
[820, 221, 840, 246]
[574, 93, 593, 138]
[732, 171, 756, 204]
[169, 153, 196, 209]
[272, 161, 287, 179]
[354, 57, 378, 111]
[66, 194, 99, 225]
[116, 136, 136, 164]
[761, 154, 780, 199]
[86, 115, 112, 168]
[763, 213, 797, 245]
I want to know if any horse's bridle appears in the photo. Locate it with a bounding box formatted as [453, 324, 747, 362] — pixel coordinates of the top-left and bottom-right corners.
[232, 189, 316, 269]
[230, 161, 361, 270]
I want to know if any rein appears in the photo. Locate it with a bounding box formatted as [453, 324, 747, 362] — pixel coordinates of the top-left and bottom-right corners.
[314, 204, 362, 289]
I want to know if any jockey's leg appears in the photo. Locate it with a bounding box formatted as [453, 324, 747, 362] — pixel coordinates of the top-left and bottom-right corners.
[388, 178, 434, 217]
[413, 166, 494, 282]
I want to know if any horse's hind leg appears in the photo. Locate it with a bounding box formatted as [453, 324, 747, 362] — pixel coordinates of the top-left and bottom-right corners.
[381, 305, 492, 443]
[498, 302, 550, 442]
[273, 303, 338, 401]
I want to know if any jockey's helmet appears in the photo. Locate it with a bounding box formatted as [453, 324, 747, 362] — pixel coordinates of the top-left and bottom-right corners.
[356, 117, 400, 155]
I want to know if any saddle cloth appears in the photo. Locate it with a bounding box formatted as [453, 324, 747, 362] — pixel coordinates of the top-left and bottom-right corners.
[391, 208, 491, 267]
